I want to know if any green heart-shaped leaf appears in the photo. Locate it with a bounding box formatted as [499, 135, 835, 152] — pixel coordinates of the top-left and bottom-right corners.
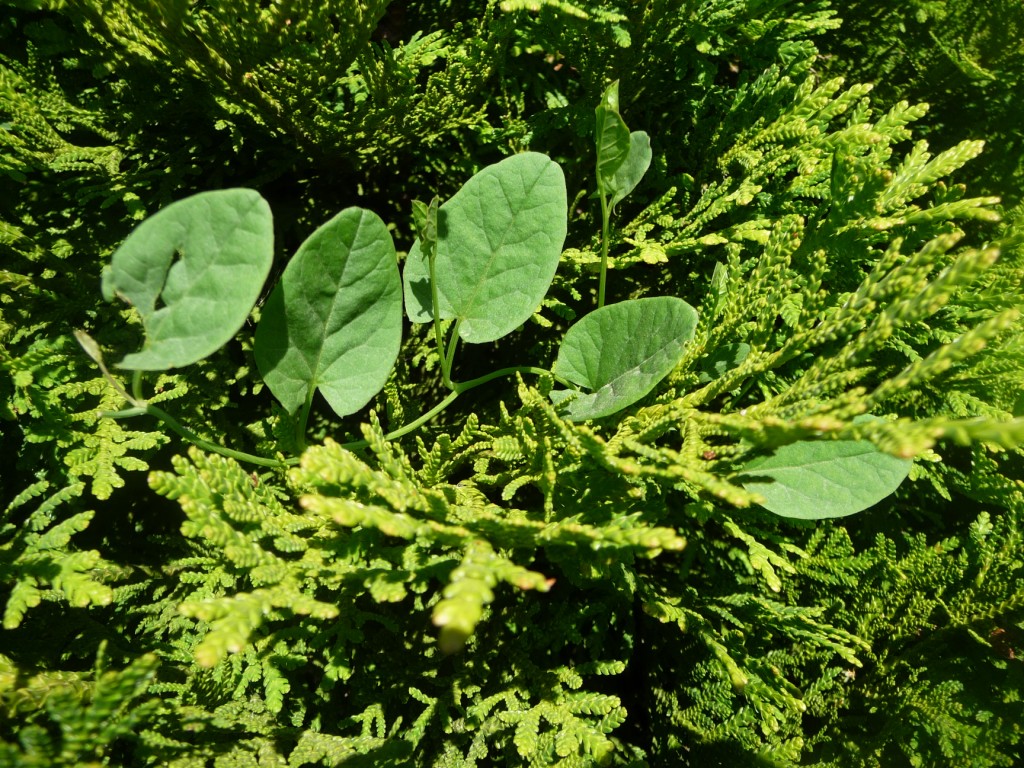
[736, 440, 912, 519]
[101, 189, 273, 370]
[403, 152, 567, 343]
[552, 296, 699, 421]
[254, 207, 402, 417]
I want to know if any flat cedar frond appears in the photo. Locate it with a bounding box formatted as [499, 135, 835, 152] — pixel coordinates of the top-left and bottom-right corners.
[0, 479, 114, 630]
[0, 646, 160, 766]
[1, 335, 168, 498]
[0, 47, 121, 179]
[818, 0, 1024, 205]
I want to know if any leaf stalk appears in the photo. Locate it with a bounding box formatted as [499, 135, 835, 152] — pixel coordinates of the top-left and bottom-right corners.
[598, 191, 611, 308]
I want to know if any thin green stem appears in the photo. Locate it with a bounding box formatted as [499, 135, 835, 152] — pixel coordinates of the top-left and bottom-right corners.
[131, 370, 145, 404]
[428, 241, 453, 389]
[102, 370, 136, 408]
[74, 331, 137, 406]
[598, 192, 611, 308]
[340, 365, 573, 450]
[100, 406, 150, 420]
[341, 390, 461, 450]
[444, 319, 461, 384]
[454, 365, 574, 393]
[103, 404, 295, 468]
[294, 385, 316, 451]
[100, 365, 574, 466]
[152, 405, 296, 467]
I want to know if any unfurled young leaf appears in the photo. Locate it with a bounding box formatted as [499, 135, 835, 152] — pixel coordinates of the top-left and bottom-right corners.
[736, 439, 912, 519]
[594, 81, 652, 212]
[552, 296, 699, 421]
[411, 196, 440, 256]
[403, 153, 567, 343]
[595, 82, 630, 194]
[101, 189, 274, 370]
[709, 261, 729, 319]
[255, 207, 402, 418]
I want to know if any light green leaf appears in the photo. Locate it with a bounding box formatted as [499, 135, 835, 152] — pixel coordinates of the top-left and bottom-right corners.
[736, 440, 912, 519]
[552, 296, 699, 421]
[101, 189, 273, 370]
[608, 130, 652, 211]
[595, 81, 651, 211]
[254, 208, 402, 417]
[595, 81, 631, 197]
[403, 153, 567, 343]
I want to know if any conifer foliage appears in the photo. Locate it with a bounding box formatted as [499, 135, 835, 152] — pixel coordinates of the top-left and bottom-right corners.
[2, 1, 1023, 766]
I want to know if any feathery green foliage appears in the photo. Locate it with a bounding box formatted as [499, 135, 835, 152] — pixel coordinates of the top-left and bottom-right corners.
[2, 0, 1024, 765]
[0, 479, 112, 629]
[0, 646, 159, 766]
[816, 0, 1024, 206]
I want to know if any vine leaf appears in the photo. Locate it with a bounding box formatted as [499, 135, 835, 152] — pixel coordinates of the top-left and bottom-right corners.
[254, 208, 402, 417]
[595, 81, 652, 212]
[697, 342, 750, 384]
[101, 189, 273, 370]
[403, 153, 567, 343]
[551, 296, 699, 421]
[735, 440, 912, 519]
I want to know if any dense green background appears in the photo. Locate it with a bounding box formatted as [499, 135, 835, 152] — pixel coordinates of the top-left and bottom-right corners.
[2, 1, 1023, 766]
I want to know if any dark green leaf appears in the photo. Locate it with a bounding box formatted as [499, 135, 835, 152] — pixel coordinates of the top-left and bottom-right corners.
[697, 343, 751, 384]
[254, 208, 402, 417]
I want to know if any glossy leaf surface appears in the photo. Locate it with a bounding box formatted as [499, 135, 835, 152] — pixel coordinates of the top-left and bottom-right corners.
[403, 152, 567, 343]
[736, 440, 912, 519]
[552, 296, 699, 421]
[101, 189, 273, 370]
[254, 208, 402, 417]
